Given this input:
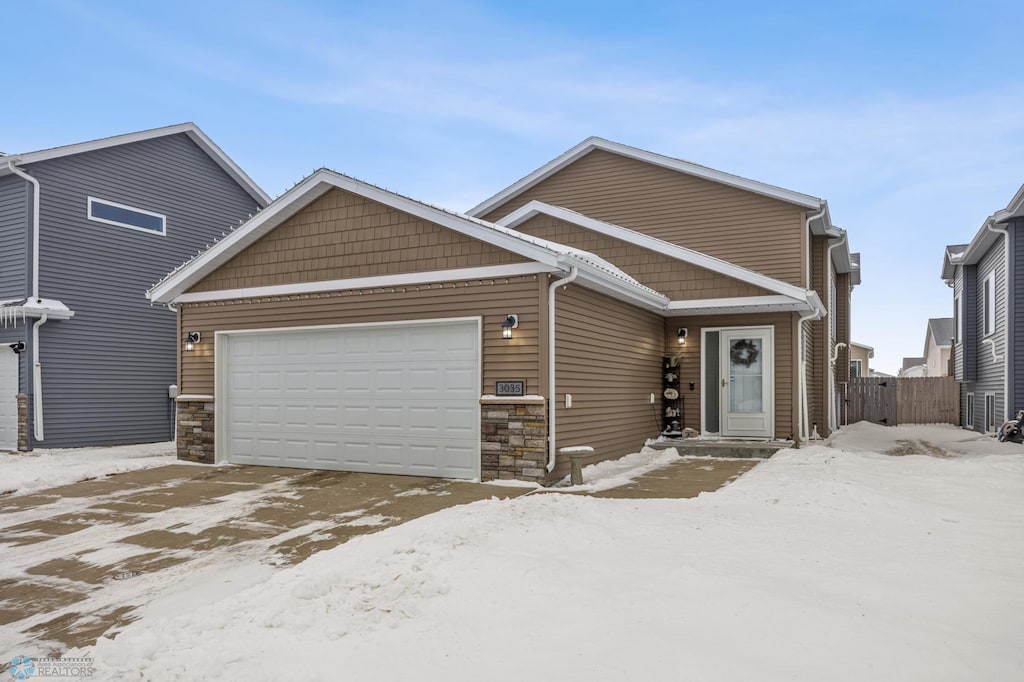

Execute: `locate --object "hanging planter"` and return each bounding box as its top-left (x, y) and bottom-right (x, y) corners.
top-left (730, 339), bottom-right (760, 368)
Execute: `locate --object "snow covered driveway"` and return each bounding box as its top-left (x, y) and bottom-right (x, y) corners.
top-left (73, 425), bottom-right (1024, 681)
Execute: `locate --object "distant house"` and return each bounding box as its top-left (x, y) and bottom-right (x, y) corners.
top-left (849, 342), bottom-right (873, 377)
top-left (923, 318), bottom-right (954, 377)
top-left (0, 124), bottom-right (268, 451)
top-left (942, 182), bottom-right (1024, 432)
top-left (900, 357), bottom-right (927, 378)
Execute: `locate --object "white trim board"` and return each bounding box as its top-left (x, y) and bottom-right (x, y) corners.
top-left (1, 123), bottom-right (269, 206)
top-left (666, 295), bottom-right (818, 315)
top-left (174, 263), bottom-right (556, 303)
top-left (467, 136), bottom-right (823, 218)
top-left (499, 201), bottom-right (811, 301)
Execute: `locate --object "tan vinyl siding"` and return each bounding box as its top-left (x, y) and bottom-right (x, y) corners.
top-left (179, 275), bottom-right (542, 396)
top-left (809, 235), bottom-right (828, 435)
top-left (482, 149), bottom-right (806, 286)
top-left (516, 214), bottom-right (772, 300)
top-left (836, 272), bottom-right (851, 383)
top-left (665, 313), bottom-right (796, 441)
top-left (550, 284), bottom-right (664, 479)
top-left (192, 188), bottom-right (528, 293)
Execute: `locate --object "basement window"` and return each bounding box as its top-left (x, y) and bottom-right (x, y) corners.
top-left (88, 197), bottom-right (166, 235)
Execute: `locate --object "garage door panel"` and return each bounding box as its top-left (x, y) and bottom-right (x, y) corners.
top-left (223, 321), bottom-right (480, 479)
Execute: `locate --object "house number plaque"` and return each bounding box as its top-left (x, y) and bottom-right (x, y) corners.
top-left (495, 380), bottom-right (526, 397)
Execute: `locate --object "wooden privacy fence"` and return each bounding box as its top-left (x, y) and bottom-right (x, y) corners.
top-left (843, 376), bottom-right (960, 426)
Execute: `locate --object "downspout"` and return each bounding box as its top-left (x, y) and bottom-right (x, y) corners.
top-left (547, 265), bottom-right (579, 473)
top-left (7, 160), bottom-right (45, 441)
top-left (32, 315), bottom-right (47, 440)
top-left (797, 205), bottom-right (827, 445)
top-left (797, 309), bottom-right (819, 444)
top-left (985, 221), bottom-right (1010, 421)
top-left (830, 341), bottom-right (848, 429)
top-left (826, 231), bottom-right (848, 432)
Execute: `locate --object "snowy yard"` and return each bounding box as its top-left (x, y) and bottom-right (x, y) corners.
top-left (53, 423), bottom-right (1023, 681)
top-left (0, 442), bottom-right (176, 496)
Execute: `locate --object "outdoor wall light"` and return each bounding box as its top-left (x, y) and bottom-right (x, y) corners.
top-left (501, 314), bottom-right (519, 340)
top-left (184, 331), bottom-right (201, 352)
top-left (8, 341), bottom-right (25, 354)
top-left (677, 327), bottom-right (688, 346)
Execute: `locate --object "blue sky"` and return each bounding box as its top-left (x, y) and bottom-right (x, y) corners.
top-left (4, 0), bottom-right (1022, 373)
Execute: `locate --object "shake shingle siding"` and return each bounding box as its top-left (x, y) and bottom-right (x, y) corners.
top-left (24, 133), bottom-right (261, 447)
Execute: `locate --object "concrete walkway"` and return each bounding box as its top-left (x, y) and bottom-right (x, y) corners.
top-left (0, 456), bottom-right (758, 654)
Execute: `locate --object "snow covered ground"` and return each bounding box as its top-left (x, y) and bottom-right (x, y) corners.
top-left (69, 424), bottom-right (1023, 681)
top-left (0, 442), bottom-right (176, 496)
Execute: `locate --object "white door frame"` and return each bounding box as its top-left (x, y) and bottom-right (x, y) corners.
top-left (700, 325), bottom-right (775, 438)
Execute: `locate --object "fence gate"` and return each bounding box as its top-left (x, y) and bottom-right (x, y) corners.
top-left (843, 376), bottom-right (960, 426)
top-left (845, 377), bottom-right (897, 425)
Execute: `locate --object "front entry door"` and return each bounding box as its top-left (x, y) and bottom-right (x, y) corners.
top-left (719, 328), bottom-right (773, 438)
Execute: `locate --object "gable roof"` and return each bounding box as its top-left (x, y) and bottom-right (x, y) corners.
top-left (467, 137), bottom-right (825, 219)
top-left (850, 342), bottom-right (874, 358)
top-left (147, 168), bottom-right (668, 312)
top-left (0, 123), bottom-right (270, 206)
top-left (498, 201), bottom-right (818, 304)
top-left (925, 318), bottom-right (954, 353)
top-left (942, 182), bottom-right (1024, 281)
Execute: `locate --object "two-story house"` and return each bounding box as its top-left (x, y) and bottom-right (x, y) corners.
top-left (146, 137), bottom-right (858, 483)
top-left (0, 124), bottom-right (268, 451)
top-left (942, 183), bottom-right (1023, 432)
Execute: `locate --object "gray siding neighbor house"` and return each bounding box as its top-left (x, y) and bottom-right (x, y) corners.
top-left (0, 124), bottom-right (268, 450)
top-left (942, 183), bottom-right (1024, 433)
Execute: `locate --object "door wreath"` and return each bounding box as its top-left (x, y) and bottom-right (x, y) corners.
top-left (730, 339), bottom-right (760, 368)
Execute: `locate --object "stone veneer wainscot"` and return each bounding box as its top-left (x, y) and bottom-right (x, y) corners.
top-left (176, 395), bottom-right (215, 464)
top-left (480, 396), bottom-right (548, 483)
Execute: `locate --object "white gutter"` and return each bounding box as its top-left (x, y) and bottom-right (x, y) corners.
top-left (547, 266), bottom-right (579, 473)
top-left (985, 221), bottom-right (1010, 421)
top-left (7, 160), bottom-right (46, 441)
top-left (826, 231), bottom-right (848, 432)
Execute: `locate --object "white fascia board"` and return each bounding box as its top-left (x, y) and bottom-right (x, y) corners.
top-left (150, 169), bottom-right (567, 303)
top-left (563, 255), bottom-right (669, 312)
top-left (664, 295), bottom-right (814, 316)
top-left (172, 262), bottom-right (557, 304)
top-left (468, 136), bottom-right (822, 218)
top-left (0, 123), bottom-right (270, 206)
top-left (500, 201), bottom-right (810, 300)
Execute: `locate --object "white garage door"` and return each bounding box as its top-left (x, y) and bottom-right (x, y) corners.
top-left (0, 347), bottom-right (17, 451)
top-left (221, 319), bottom-right (480, 479)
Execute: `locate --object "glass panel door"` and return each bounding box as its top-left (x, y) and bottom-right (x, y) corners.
top-left (718, 328), bottom-right (773, 437)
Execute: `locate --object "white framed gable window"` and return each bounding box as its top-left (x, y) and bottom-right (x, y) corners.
top-left (88, 197), bottom-right (166, 236)
top-left (984, 393), bottom-right (996, 432)
top-left (982, 271), bottom-right (995, 337)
